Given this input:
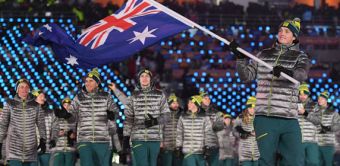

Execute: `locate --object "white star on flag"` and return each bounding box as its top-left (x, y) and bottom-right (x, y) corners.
top-left (128, 26), bottom-right (157, 45)
top-left (43, 24), bottom-right (52, 32)
top-left (38, 31), bottom-right (43, 36)
top-left (65, 55), bottom-right (79, 66)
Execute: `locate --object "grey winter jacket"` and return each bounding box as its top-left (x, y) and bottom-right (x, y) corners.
top-left (202, 105), bottom-right (224, 148)
top-left (234, 116), bottom-right (259, 162)
top-left (216, 125), bottom-right (234, 160)
top-left (123, 87), bottom-right (170, 141)
top-left (162, 108), bottom-right (183, 150)
top-left (315, 106), bottom-right (340, 146)
top-left (298, 98), bottom-right (320, 143)
top-left (51, 116), bottom-right (77, 152)
top-left (176, 111), bottom-right (214, 154)
top-left (0, 95), bottom-right (46, 162)
top-left (236, 43), bottom-right (310, 119)
top-left (69, 89), bottom-right (119, 143)
top-left (40, 109), bottom-right (56, 153)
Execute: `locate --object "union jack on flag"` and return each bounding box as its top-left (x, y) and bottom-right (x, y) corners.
top-left (24, 0), bottom-right (191, 69)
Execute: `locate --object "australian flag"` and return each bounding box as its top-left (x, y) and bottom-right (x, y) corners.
top-left (24, 0), bottom-right (191, 69)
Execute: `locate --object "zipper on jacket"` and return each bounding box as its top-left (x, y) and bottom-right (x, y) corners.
top-left (64, 122), bottom-right (68, 152)
top-left (22, 100), bottom-right (27, 162)
top-left (320, 109), bottom-right (324, 145)
top-left (267, 45), bottom-right (283, 116)
top-left (172, 113), bottom-right (176, 148)
top-left (91, 96), bottom-right (95, 142)
top-left (144, 93), bottom-right (148, 141)
top-left (250, 116), bottom-right (255, 161)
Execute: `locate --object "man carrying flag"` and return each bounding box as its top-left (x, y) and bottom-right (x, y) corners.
top-left (233, 18), bottom-right (310, 165)
top-left (23, 0), bottom-right (191, 69)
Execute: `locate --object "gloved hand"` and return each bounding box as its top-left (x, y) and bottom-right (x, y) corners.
top-left (145, 113), bottom-right (158, 128)
top-left (122, 136), bottom-right (130, 154)
top-left (272, 66), bottom-right (293, 78)
top-left (229, 40), bottom-right (246, 59)
top-left (37, 138), bottom-right (46, 154)
top-left (320, 125), bottom-right (331, 134)
top-left (67, 130), bottom-right (76, 147)
top-left (107, 110), bottom-right (115, 120)
top-left (203, 146), bottom-right (213, 159)
top-left (235, 126), bottom-right (251, 139)
top-left (54, 107), bottom-right (72, 119)
top-left (49, 140), bottom-right (56, 148)
top-left (174, 147), bottom-right (183, 158)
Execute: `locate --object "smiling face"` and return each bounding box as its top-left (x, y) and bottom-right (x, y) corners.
top-left (248, 107), bottom-right (255, 116)
top-left (202, 96), bottom-right (211, 106)
top-left (85, 77), bottom-right (98, 93)
top-left (17, 83), bottom-right (30, 100)
top-left (278, 27), bottom-right (296, 45)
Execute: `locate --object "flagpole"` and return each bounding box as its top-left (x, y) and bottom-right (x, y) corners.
top-left (145, 0), bottom-right (300, 85)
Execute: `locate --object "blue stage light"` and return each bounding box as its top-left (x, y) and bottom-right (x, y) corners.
top-left (200, 50), bottom-right (205, 54)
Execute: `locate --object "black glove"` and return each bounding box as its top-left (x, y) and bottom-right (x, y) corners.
top-left (37, 138), bottom-right (46, 154)
top-left (144, 113), bottom-right (158, 128)
top-left (122, 136), bottom-right (130, 154)
top-left (67, 130), bottom-right (76, 147)
top-left (320, 125), bottom-right (332, 134)
top-left (229, 40), bottom-right (246, 59)
top-left (107, 110), bottom-right (115, 120)
top-left (303, 110), bottom-right (309, 117)
top-left (203, 146), bottom-right (213, 159)
top-left (49, 140), bottom-right (56, 148)
top-left (54, 107), bottom-right (72, 119)
top-left (272, 66), bottom-right (293, 78)
top-left (235, 126), bottom-right (251, 139)
top-left (212, 122), bottom-right (224, 132)
top-left (174, 147), bottom-right (183, 158)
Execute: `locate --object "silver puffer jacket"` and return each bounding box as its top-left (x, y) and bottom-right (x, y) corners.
top-left (315, 106), bottom-right (340, 146)
top-left (298, 98), bottom-right (320, 143)
top-left (234, 116), bottom-right (259, 162)
top-left (176, 111), bottom-right (214, 154)
top-left (237, 42), bottom-right (310, 119)
top-left (0, 95), bottom-right (46, 162)
top-left (37, 109), bottom-right (56, 153)
top-left (202, 105), bottom-right (224, 148)
top-left (51, 116), bottom-right (77, 152)
top-left (216, 125), bottom-right (234, 160)
top-left (69, 89), bottom-right (119, 143)
top-left (162, 108), bottom-right (183, 150)
top-left (123, 87), bottom-right (170, 141)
